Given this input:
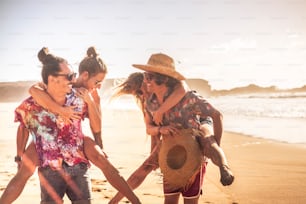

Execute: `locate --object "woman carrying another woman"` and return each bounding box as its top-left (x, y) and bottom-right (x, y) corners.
top-left (109, 72), bottom-right (189, 203)
top-left (110, 52), bottom-right (234, 203)
top-left (0, 47), bottom-right (141, 204)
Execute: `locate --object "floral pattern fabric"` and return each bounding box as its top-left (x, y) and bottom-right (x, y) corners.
top-left (146, 91), bottom-right (215, 129)
top-left (15, 89), bottom-right (89, 168)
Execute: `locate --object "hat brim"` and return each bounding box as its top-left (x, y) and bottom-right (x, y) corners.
top-left (159, 129), bottom-right (203, 190)
top-left (132, 64), bottom-right (185, 80)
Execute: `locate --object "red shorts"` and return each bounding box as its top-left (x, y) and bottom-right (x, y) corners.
top-left (163, 162), bottom-right (207, 198)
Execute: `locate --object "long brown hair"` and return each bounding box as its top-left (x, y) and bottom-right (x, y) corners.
top-left (112, 72), bottom-right (146, 113)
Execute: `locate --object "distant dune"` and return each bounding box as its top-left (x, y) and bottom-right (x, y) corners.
top-left (0, 79), bottom-right (305, 102)
top-left (0, 79), bottom-right (212, 102)
top-left (211, 84), bottom-right (306, 96)
top-left (0, 81), bottom-right (37, 102)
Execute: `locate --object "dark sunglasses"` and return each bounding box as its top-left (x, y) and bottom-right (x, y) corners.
top-left (54, 72), bottom-right (77, 81)
top-left (135, 89), bottom-right (143, 96)
top-left (144, 72), bottom-right (155, 82)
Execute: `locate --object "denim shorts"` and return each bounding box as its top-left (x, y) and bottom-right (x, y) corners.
top-left (38, 162), bottom-right (92, 204)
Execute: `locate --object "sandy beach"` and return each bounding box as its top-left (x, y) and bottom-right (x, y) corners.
top-left (1, 104), bottom-right (306, 204)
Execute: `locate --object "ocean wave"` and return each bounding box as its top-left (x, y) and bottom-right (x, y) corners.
top-left (211, 95), bottom-right (306, 119)
top-left (244, 92), bottom-right (306, 99)
top-left (103, 94), bottom-right (306, 119)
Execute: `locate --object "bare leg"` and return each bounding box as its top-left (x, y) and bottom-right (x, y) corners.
top-left (197, 124), bottom-right (234, 186)
top-left (83, 137), bottom-right (141, 204)
top-left (109, 139), bottom-right (160, 203)
top-left (109, 158), bottom-right (155, 203)
top-left (164, 194), bottom-right (180, 204)
top-left (203, 137), bottom-right (234, 185)
top-left (0, 143), bottom-right (38, 204)
top-left (183, 197), bottom-right (199, 204)
top-left (202, 136), bottom-right (228, 166)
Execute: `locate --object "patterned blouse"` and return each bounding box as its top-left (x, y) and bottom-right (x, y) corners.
top-left (146, 90), bottom-right (215, 129)
top-left (15, 89), bottom-right (89, 168)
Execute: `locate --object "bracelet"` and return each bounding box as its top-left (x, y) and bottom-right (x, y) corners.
top-left (14, 155), bottom-right (22, 162)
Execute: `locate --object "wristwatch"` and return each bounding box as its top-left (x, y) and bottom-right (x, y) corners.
top-left (14, 155), bottom-right (22, 162)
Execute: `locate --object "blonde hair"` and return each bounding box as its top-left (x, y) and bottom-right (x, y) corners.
top-left (112, 72), bottom-right (145, 112)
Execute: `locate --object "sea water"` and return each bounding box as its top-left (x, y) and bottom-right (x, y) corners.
top-left (103, 92), bottom-right (306, 144)
top-left (211, 92), bottom-right (306, 144)
top-left (2, 92), bottom-right (305, 144)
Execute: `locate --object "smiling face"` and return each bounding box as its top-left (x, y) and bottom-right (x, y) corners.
top-left (143, 72), bottom-right (159, 93)
top-left (77, 71), bottom-right (106, 91)
top-left (50, 62), bottom-right (76, 94)
top-left (85, 72), bottom-right (106, 91)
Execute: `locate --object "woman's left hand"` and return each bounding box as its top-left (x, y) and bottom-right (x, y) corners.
top-left (152, 110), bottom-right (163, 125)
top-left (159, 126), bottom-right (179, 136)
top-left (76, 88), bottom-right (93, 104)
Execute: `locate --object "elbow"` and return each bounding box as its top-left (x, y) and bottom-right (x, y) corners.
top-left (146, 128), bottom-right (151, 135)
top-left (212, 110), bottom-right (223, 122)
top-left (28, 85), bottom-right (35, 96)
top-left (29, 83), bottom-right (44, 97)
top-left (218, 111), bottom-right (223, 121)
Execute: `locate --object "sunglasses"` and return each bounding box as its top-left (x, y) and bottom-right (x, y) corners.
top-left (54, 72), bottom-right (77, 81)
top-left (135, 89), bottom-right (143, 96)
top-left (144, 72), bottom-right (155, 82)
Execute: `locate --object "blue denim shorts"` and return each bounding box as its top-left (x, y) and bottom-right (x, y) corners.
top-left (38, 162), bottom-right (92, 204)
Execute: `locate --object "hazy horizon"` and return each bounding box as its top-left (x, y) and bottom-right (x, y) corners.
top-left (1, 78), bottom-right (305, 92)
top-left (1, 0), bottom-right (306, 90)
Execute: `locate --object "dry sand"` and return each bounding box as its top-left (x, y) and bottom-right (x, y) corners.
top-left (1, 105), bottom-right (306, 204)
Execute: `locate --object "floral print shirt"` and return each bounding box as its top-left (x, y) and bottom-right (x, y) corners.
top-left (15, 89), bottom-right (89, 168)
top-left (146, 90), bottom-right (215, 129)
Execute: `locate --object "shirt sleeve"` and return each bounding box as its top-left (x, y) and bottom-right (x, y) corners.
top-left (14, 100), bottom-right (30, 128)
top-left (186, 91), bottom-right (215, 117)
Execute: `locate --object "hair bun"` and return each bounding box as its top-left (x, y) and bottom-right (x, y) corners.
top-left (37, 47), bottom-right (57, 65)
top-left (37, 47), bottom-right (50, 63)
top-left (87, 46), bottom-right (98, 58)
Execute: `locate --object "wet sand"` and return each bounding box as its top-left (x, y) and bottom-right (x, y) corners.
top-left (1, 106), bottom-right (306, 203)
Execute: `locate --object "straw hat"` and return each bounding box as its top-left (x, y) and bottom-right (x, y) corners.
top-left (132, 53), bottom-right (185, 80)
top-left (159, 128), bottom-right (203, 189)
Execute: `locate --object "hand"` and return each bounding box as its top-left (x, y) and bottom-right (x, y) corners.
top-left (152, 110), bottom-right (163, 125)
top-left (16, 160), bottom-right (22, 170)
top-left (159, 126), bottom-right (179, 136)
top-left (76, 87), bottom-right (93, 104)
top-left (58, 106), bottom-right (81, 124)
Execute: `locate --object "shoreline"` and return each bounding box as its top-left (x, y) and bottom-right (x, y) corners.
top-left (2, 98), bottom-right (306, 145)
top-left (1, 108), bottom-right (306, 203)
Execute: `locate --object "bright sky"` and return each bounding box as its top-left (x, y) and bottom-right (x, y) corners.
top-left (0, 0), bottom-right (305, 90)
